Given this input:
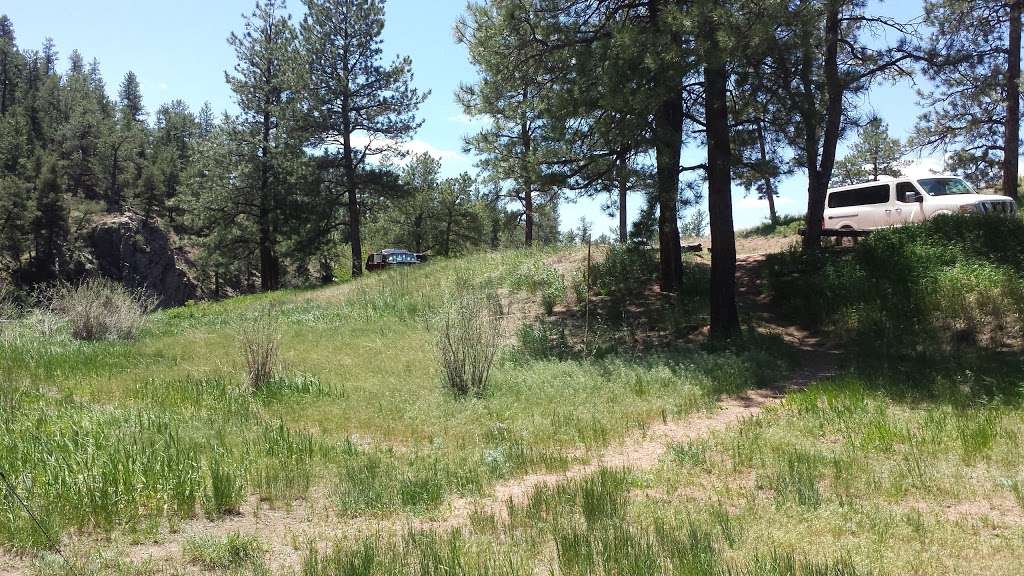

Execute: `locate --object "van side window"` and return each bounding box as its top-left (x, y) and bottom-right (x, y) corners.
top-left (896, 182), bottom-right (918, 203)
top-left (827, 184), bottom-right (891, 208)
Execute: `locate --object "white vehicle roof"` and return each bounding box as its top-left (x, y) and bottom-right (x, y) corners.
top-left (827, 175), bottom-right (964, 193)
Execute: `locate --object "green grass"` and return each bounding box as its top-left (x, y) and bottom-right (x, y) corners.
top-left (5, 239), bottom-right (1022, 575)
top-left (301, 467), bottom-right (866, 576)
top-left (0, 248), bottom-right (787, 558)
top-left (654, 359), bottom-right (1024, 575)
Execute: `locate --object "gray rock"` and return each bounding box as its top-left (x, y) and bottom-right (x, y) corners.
top-left (87, 212), bottom-right (198, 308)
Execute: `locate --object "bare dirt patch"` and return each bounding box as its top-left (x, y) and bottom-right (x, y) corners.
top-left (0, 551), bottom-right (28, 576)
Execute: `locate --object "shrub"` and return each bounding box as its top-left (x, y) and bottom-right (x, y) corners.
top-left (434, 290), bottom-right (502, 398)
top-left (590, 242), bottom-right (657, 301)
top-left (517, 319), bottom-right (572, 360)
top-left (47, 278), bottom-right (155, 341)
top-left (508, 260), bottom-right (565, 315)
top-left (738, 214), bottom-right (805, 238)
top-left (239, 312), bottom-right (281, 391)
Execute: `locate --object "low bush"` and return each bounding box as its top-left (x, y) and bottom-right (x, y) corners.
top-left (47, 278), bottom-right (155, 341)
top-left (738, 214), bottom-right (805, 238)
top-left (508, 259), bottom-right (565, 314)
top-left (590, 242), bottom-right (658, 302)
top-left (434, 290), bottom-right (502, 398)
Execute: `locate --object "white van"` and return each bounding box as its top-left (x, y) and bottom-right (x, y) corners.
top-left (823, 176), bottom-right (1018, 231)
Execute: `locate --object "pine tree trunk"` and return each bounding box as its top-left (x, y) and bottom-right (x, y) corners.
top-left (258, 109), bottom-right (279, 292)
top-left (521, 102), bottom-right (534, 248)
top-left (766, 183), bottom-right (778, 227)
top-left (654, 90), bottom-right (683, 293)
top-left (0, 50), bottom-right (8, 116)
top-left (1005, 0), bottom-right (1021, 200)
top-left (618, 153), bottom-right (628, 243)
top-left (803, 2), bottom-right (843, 252)
top-left (444, 212), bottom-right (453, 256)
top-left (107, 144), bottom-right (122, 213)
top-left (342, 94), bottom-right (363, 278)
top-left (704, 30), bottom-right (740, 341)
top-left (756, 122), bottom-right (778, 225)
top-left (650, 0), bottom-right (682, 292)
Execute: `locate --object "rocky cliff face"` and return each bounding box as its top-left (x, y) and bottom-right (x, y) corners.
top-left (87, 212), bottom-right (198, 308)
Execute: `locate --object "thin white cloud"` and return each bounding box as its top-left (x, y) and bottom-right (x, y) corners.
top-left (348, 133), bottom-right (466, 164)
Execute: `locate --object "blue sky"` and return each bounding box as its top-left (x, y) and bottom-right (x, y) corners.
top-left (3, 0), bottom-right (934, 235)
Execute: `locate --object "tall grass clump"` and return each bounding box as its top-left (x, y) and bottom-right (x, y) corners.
top-left (205, 455), bottom-right (245, 518)
top-left (0, 402), bottom-right (206, 548)
top-left (47, 278), bottom-right (155, 341)
top-left (0, 281), bottom-right (14, 319)
top-left (184, 532), bottom-right (267, 572)
top-left (434, 290), bottom-right (502, 398)
top-left (239, 311), bottom-right (281, 391)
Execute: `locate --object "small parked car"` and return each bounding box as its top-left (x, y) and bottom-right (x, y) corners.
top-left (365, 248), bottom-right (427, 272)
top-left (823, 176), bottom-right (1018, 231)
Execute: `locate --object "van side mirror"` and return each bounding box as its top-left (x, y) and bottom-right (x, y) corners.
top-left (905, 191), bottom-right (922, 203)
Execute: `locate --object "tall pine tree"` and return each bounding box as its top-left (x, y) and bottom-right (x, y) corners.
top-left (301, 0), bottom-right (427, 277)
top-left (226, 0), bottom-right (303, 291)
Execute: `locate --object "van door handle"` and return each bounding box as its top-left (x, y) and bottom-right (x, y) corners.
top-left (894, 208), bottom-right (902, 213)
top-left (885, 209), bottom-right (892, 214)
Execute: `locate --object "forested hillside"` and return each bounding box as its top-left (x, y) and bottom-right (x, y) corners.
top-left (0, 5), bottom-right (562, 303)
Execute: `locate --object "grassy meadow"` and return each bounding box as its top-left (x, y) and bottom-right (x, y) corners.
top-left (1, 247), bottom-right (785, 573)
top-left (4, 220), bottom-right (1024, 575)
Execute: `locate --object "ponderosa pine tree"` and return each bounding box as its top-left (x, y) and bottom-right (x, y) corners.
top-left (61, 53), bottom-right (105, 201)
top-left (0, 174), bottom-right (31, 267)
top-left (226, 0), bottom-right (303, 291)
top-left (118, 71), bottom-right (145, 125)
top-left (732, 58), bottom-right (792, 227)
top-left (456, 0), bottom-right (561, 249)
top-left (833, 117), bottom-right (904, 186)
top-left (0, 15), bottom-right (19, 116)
top-left (914, 0), bottom-right (1021, 198)
top-left (697, 0), bottom-right (741, 340)
top-left (301, 0), bottom-right (427, 277)
top-left (435, 172), bottom-right (482, 256)
top-left (31, 154), bottom-right (68, 280)
top-left (396, 152), bottom-right (441, 254)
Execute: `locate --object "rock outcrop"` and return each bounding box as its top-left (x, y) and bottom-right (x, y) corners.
top-left (87, 212), bottom-right (198, 308)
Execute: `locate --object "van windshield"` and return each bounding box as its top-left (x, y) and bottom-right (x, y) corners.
top-left (916, 178), bottom-right (976, 196)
